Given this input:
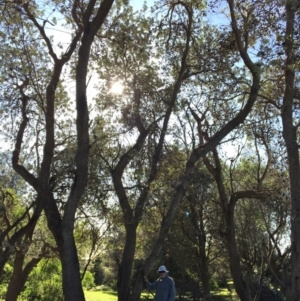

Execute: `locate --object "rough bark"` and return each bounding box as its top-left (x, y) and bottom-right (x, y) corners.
top-left (191, 207), bottom-right (212, 301)
top-left (226, 196), bottom-right (251, 301)
top-left (117, 223), bottom-right (138, 301)
top-left (281, 1), bottom-right (300, 300)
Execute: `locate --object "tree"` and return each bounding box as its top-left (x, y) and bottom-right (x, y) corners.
top-left (3, 1), bottom-right (298, 301)
top-left (91, 0), bottom-right (262, 300)
top-left (0, 0), bottom-right (115, 300)
top-left (0, 189), bottom-right (40, 276)
top-left (93, 2), bottom-right (196, 300)
top-left (0, 153), bottom-right (46, 300)
top-left (131, 0), bottom-right (261, 299)
top-left (279, 1), bottom-right (300, 299)
top-left (19, 258), bottom-right (64, 301)
top-left (243, 0), bottom-right (300, 298)
top-left (5, 216), bottom-right (54, 301)
top-left (171, 166), bottom-right (218, 301)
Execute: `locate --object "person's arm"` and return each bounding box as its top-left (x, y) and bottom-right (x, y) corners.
top-left (144, 276), bottom-right (157, 291)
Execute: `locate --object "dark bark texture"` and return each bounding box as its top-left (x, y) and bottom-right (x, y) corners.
top-left (281, 1), bottom-right (300, 300)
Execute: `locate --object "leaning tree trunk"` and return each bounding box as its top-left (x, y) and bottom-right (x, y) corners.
top-left (5, 250), bottom-right (41, 301)
top-left (131, 71), bottom-right (260, 301)
top-left (225, 200), bottom-right (252, 301)
top-left (5, 203), bottom-right (42, 301)
top-left (0, 200), bottom-right (41, 277)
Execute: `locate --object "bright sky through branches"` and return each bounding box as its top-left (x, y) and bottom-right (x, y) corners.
top-left (109, 82), bottom-right (124, 94)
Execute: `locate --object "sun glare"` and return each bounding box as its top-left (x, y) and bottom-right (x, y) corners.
top-left (110, 82), bottom-right (124, 94)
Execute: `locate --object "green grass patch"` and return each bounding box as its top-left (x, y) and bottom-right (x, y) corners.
top-left (212, 287), bottom-right (238, 301)
top-left (84, 290), bottom-right (117, 301)
top-left (213, 289), bottom-right (231, 296)
top-left (141, 292), bottom-right (154, 300)
top-left (84, 290), bottom-right (153, 301)
top-left (84, 289), bottom-right (238, 301)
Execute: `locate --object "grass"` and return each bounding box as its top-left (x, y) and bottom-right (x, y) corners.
top-left (84, 289), bottom-right (236, 301)
top-left (84, 290), bottom-right (117, 301)
top-left (84, 291), bottom-right (153, 301)
top-left (0, 287), bottom-right (234, 301)
top-left (212, 287), bottom-right (239, 301)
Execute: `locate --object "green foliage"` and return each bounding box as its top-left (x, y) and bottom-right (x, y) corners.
top-left (0, 0), bottom-right (297, 300)
top-left (82, 271), bottom-right (95, 290)
top-left (0, 264), bottom-right (12, 299)
top-left (19, 259), bottom-right (63, 301)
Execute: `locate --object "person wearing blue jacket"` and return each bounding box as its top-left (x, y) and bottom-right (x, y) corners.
top-left (144, 265), bottom-right (176, 301)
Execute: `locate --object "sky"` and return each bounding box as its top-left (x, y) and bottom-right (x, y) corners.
top-left (131, 0), bottom-right (155, 10)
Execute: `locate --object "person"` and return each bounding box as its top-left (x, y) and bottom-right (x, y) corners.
top-left (144, 265), bottom-right (176, 301)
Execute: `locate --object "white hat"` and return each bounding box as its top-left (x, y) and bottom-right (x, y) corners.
top-left (157, 265), bottom-right (169, 273)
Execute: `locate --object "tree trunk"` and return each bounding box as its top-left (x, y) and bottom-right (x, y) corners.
top-left (225, 201), bottom-right (252, 301)
top-left (131, 223), bottom-right (169, 301)
top-left (280, 1), bottom-right (299, 300)
top-left (193, 202), bottom-right (212, 301)
top-left (118, 223), bottom-right (138, 301)
top-left (5, 249), bottom-right (41, 301)
top-left (60, 231), bottom-right (85, 301)
top-left (0, 200), bottom-right (41, 277)
top-left (131, 272), bottom-right (146, 301)
top-left (5, 250), bottom-right (25, 301)
top-left (5, 202), bottom-right (42, 301)
top-left (130, 96), bottom-right (261, 300)
top-left (199, 248), bottom-right (213, 301)
top-left (11, 1), bottom-right (114, 301)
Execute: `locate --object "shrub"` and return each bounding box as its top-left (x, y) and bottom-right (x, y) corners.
top-left (82, 271), bottom-right (95, 290)
top-left (19, 258), bottom-right (64, 301)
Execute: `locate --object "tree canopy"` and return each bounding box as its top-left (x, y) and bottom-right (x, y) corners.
top-left (0, 0), bottom-right (299, 301)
